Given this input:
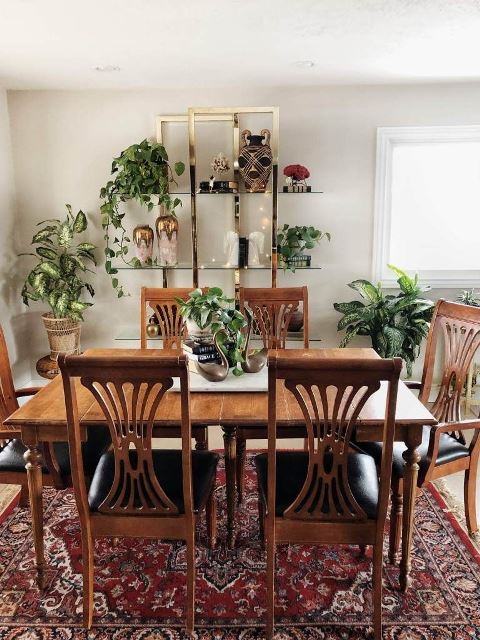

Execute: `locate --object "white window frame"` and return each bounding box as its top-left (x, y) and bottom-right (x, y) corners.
top-left (372, 125), bottom-right (480, 288)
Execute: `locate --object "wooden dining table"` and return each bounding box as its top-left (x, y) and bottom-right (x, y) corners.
top-left (4, 347), bottom-right (436, 594)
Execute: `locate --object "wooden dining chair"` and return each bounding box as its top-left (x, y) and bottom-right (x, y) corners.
top-left (141, 286), bottom-right (208, 451)
top-left (255, 353), bottom-right (401, 639)
top-left (59, 351), bottom-right (219, 633)
top-left (0, 323), bottom-right (110, 504)
top-left (357, 299), bottom-right (480, 565)
top-left (236, 286), bottom-right (309, 502)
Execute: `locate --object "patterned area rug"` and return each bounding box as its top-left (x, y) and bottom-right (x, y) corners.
top-left (1, 455), bottom-right (480, 639)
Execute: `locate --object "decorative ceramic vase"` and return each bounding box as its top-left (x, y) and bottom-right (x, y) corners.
top-left (133, 224), bottom-right (154, 264)
top-left (288, 310), bottom-right (304, 332)
top-left (155, 213), bottom-right (178, 266)
top-left (239, 129), bottom-right (273, 192)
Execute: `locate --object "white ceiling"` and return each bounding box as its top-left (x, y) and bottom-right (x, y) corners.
top-left (1, 0), bottom-right (480, 89)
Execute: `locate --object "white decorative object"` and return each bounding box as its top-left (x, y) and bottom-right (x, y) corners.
top-left (211, 152), bottom-right (230, 175)
top-left (248, 231), bottom-right (265, 266)
top-left (224, 231), bottom-right (239, 267)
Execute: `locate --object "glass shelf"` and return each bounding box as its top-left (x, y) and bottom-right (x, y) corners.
top-left (196, 190), bottom-right (323, 195)
top-left (115, 329), bottom-right (322, 342)
top-left (114, 263), bottom-right (323, 271)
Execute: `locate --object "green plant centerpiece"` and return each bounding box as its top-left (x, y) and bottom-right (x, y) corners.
top-left (99, 138), bottom-right (185, 297)
top-left (20, 204), bottom-right (96, 359)
top-left (175, 287), bottom-right (247, 376)
top-left (333, 264), bottom-right (434, 376)
top-left (277, 224), bottom-right (330, 271)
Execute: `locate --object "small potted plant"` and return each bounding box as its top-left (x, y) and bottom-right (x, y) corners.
top-left (20, 204), bottom-right (96, 360)
top-left (277, 224), bottom-right (330, 272)
top-left (176, 287), bottom-right (247, 375)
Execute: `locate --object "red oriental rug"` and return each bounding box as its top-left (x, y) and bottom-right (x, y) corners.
top-left (1, 454), bottom-right (480, 639)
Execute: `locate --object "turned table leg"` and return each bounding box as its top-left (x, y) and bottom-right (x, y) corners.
top-left (24, 444), bottom-right (46, 589)
top-left (222, 424), bottom-right (237, 549)
top-left (399, 426), bottom-right (422, 592)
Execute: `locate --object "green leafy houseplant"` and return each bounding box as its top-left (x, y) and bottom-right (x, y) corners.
top-left (20, 204), bottom-right (96, 320)
top-left (176, 287), bottom-right (248, 376)
top-left (333, 264), bottom-right (434, 376)
top-left (99, 139), bottom-right (185, 297)
top-left (277, 224), bottom-right (330, 271)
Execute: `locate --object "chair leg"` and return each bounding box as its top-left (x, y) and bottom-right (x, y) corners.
top-left (19, 484), bottom-right (30, 507)
top-left (266, 518), bottom-right (275, 639)
top-left (195, 428), bottom-right (208, 451)
top-left (236, 435), bottom-right (247, 504)
top-left (389, 477), bottom-right (403, 565)
top-left (464, 464), bottom-right (479, 535)
top-left (82, 531), bottom-right (94, 629)
top-left (372, 542), bottom-right (383, 640)
top-left (206, 489), bottom-right (217, 549)
top-left (258, 499), bottom-right (266, 544)
top-left (186, 531), bottom-right (196, 637)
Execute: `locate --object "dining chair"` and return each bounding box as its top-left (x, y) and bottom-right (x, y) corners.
top-left (0, 323), bottom-right (110, 504)
top-left (59, 351), bottom-right (219, 632)
top-left (357, 299), bottom-right (480, 564)
top-left (141, 286), bottom-right (208, 451)
top-left (255, 353), bottom-right (401, 639)
top-left (236, 286), bottom-right (309, 502)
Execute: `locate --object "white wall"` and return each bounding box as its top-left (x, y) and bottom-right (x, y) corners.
top-left (7, 83), bottom-right (480, 381)
top-left (0, 88), bottom-right (31, 384)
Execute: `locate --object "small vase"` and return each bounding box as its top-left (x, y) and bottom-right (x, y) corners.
top-left (239, 129), bottom-right (273, 192)
top-left (155, 213), bottom-right (178, 266)
top-left (133, 225), bottom-right (154, 264)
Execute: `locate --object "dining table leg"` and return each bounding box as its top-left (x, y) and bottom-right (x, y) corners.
top-left (221, 424), bottom-right (237, 549)
top-left (23, 443), bottom-right (46, 589)
top-left (399, 425), bottom-right (423, 592)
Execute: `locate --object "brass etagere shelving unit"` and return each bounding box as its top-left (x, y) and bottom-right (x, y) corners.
top-left (157, 108), bottom-right (279, 298)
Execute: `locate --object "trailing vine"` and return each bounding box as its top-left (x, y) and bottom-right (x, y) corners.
top-left (99, 138), bottom-right (185, 297)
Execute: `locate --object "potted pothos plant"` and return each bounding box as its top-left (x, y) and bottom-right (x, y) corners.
top-left (20, 204), bottom-right (96, 360)
top-left (277, 224), bottom-right (330, 271)
top-left (99, 138), bottom-right (185, 297)
top-left (175, 287), bottom-right (248, 376)
top-left (333, 264), bottom-right (434, 376)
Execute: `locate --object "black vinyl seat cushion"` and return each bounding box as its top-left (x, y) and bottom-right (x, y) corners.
top-left (354, 425), bottom-right (470, 479)
top-left (0, 426), bottom-right (111, 479)
top-left (88, 449), bottom-right (219, 514)
top-left (255, 450), bottom-right (379, 519)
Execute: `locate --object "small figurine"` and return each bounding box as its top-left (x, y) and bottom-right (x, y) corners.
top-left (208, 175), bottom-right (215, 192)
top-left (248, 231), bottom-right (265, 266)
top-left (283, 164), bottom-right (311, 192)
top-left (224, 231), bottom-right (239, 267)
top-left (211, 152), bottom-right (230, 175)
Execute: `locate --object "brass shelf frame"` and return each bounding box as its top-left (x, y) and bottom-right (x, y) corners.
top-left (188, 106), bottom-right (280, 296)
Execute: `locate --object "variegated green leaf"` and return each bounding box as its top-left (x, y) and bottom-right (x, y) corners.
top-left (383, 326), bottom-right (404, 357)
top-left (36, 246), bottom-right (57, 260)
top-left (58, 221), bottom-right (73, 247)
top-left (333, 300), bottom-right (365, 315)
top-left (73, 210), bottom-right (87, 233)
top-left (38, 261), bottom-right (61, 280)
top-left (348, 279), bottom-right (382, 302)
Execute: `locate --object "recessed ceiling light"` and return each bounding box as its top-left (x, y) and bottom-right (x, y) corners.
top-left (295, 60), bottom-right (315, 69)
top-left (94, 65), bottom-right (121, 72)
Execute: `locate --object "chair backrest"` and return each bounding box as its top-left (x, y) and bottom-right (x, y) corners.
top-left (419, 300), bottom-right (480, 429)
top-left (59, 352), bottom-right (192, 517)
top-left (239, 286), bottom-right (309, 348)
top-left (268, 352), bottom-right (401, 523)
top-left (141, 287), bottom-right (195, 349)
top-left (0, 324), bottom-right (18, 425)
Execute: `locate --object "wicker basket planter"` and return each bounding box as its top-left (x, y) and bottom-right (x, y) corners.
top-left (42, 313), bottom-right (81, 361)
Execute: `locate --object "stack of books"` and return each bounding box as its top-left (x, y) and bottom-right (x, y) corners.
top-left (182, 338), bottom-right (234, 365)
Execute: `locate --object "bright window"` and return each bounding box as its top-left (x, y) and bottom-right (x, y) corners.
top-left (373, 126), bottom-right (480, 287)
